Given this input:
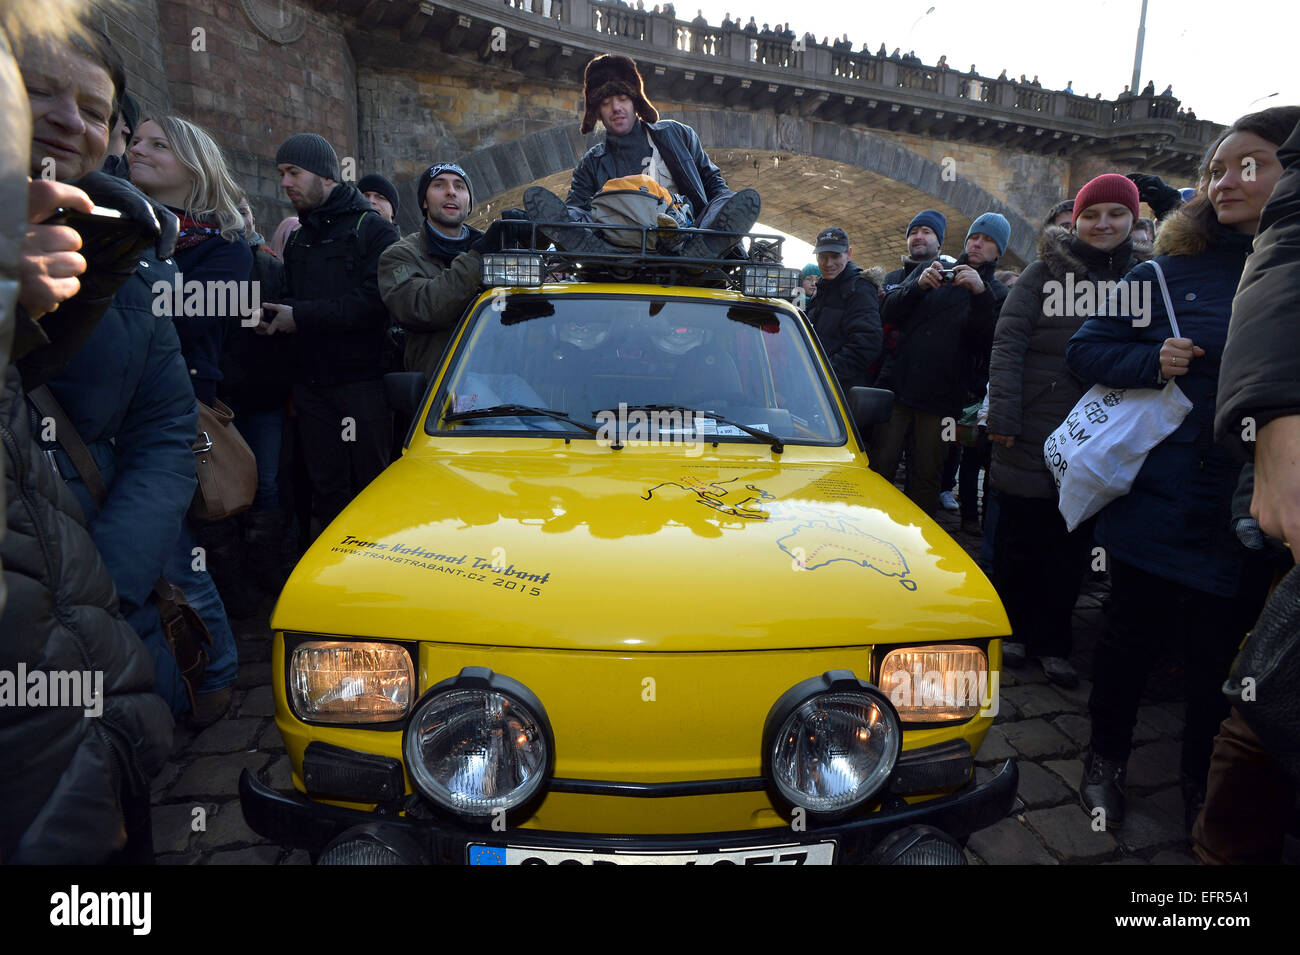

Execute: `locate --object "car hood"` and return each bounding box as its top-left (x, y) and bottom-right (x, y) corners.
top-left (273, 449), bottom-right (1008, 651)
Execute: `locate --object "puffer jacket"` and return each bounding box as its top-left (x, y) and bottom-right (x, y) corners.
top-left (279, 183), bottom-right (400, 386)
top-left (2, 349), bottom-right (173, 863)
top-left (1216, 117), bottom-right (1300, 455)
top-left (988, 228), bottom-right (1149, 498)
top-left (1067, 216), bottom-right (1255, 597)
top-left (878, 254), bottom-right (1009, 417)
top-left (378, 223), bottom-right (484, 377)
top-left (806, 262), bottom-right (883, 391)
top-left (565, 119), bottom-right (733, 227)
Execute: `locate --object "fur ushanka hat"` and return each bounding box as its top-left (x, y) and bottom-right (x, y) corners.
top-left (581, 54), bottom-right (660, 135)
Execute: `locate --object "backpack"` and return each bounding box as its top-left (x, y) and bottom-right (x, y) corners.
top-left (589, 175), bottom-right (689, 249)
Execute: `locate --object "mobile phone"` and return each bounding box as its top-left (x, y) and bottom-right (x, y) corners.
top-left (41, 205), bottom-right (131, 244)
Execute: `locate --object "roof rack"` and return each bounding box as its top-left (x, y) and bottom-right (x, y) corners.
top-left (481, 219), bottom-right (792, 292)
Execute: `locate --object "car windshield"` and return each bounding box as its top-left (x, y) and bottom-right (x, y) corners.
top-left (427, 295), bottom-right (845, 445)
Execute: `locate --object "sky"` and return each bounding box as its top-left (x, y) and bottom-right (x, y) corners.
top-left (691, 0), bottom-right (1298, 126)
top-left (698, 0), bottom-right (1299, 266)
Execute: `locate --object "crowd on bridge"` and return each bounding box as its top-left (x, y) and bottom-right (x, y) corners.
top-left (2, 2), bottom-right (1298, 871)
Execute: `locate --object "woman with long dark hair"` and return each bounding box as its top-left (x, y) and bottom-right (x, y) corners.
top-left (1066, 106), bottom-right (1300, 830)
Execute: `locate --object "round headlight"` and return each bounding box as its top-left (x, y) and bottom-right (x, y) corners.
top-left (763, 671), bottom-right (901, 817)
top-left (403, 668), bottom-right (553, 820)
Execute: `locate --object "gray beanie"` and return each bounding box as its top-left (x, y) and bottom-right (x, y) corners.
top-left (275, 133), bottom-right (340, 180)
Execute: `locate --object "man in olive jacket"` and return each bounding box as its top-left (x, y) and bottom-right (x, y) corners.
top-left (379, 163), bottom-right (486, 377)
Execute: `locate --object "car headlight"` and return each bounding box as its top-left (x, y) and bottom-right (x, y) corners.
top-left (878, 645), bottom-right (991, 723)
top-left (403, 668), bottom-right (553, 820)
top-left (762, 670), bottom-right (901, 818)
top-left (289, 640), bottom-right (414, 724)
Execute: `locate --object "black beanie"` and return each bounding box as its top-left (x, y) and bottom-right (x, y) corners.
top-left (416, 162), bottom-right (474, 216)
top-left (275, 133), bottom-right (340, 180)
top-left (357, 173), bottom-right (399, 215)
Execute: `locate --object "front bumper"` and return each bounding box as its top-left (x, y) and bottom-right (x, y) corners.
top-left (239, 759), bottom-right (1018, 864)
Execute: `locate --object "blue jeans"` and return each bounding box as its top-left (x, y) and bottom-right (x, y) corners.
top-left (163, 517), bottom-right (238, 692)
top-left (239, 408), bottom-right (284, 510)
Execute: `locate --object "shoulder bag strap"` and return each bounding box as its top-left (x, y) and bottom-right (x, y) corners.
top-left (27, 384), bottom-right (184, 605)
top-left (27, 384), bottom-right (109, 511)
top-left (1146, 259), bottom-right (1182, 339)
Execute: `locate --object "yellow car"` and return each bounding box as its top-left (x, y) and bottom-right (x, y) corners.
top-left (239, 243), bottom-right (1016, 865)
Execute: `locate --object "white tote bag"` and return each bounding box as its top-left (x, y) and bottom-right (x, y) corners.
top-left (1044, 260), bottom-right (1194, 531)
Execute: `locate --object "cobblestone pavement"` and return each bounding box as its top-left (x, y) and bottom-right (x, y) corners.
top-left (150, 503), bottom-right (1295, 865)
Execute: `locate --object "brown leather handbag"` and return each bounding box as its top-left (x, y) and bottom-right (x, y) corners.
top-left (191, 398), bottom-right (257, 522)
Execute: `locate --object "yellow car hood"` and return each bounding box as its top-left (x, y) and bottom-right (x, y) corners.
top-left (273, 446), bottom-right (1008, 651)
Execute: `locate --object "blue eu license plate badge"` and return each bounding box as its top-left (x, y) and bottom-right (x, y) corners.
top-left (469, 845), bottom-right (506, 865)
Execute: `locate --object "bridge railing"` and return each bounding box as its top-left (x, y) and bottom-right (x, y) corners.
top-left (473, 0), bottom-right (1219, 151)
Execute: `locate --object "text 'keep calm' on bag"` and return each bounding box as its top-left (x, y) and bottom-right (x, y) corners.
top-left (1043, 259), bottom-right (1194, 531)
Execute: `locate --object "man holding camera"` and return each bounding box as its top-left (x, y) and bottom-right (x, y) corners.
top-left (871, 212), bottom-right (1010, 517)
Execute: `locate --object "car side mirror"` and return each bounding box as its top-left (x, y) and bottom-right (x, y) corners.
top-left (848, 387), bottom-right (894, 430)
top-left (385, 372), bottom-right (428, 418)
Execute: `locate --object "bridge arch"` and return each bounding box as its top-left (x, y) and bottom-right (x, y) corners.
top-left (432, 108), bottom-right (1039, 266)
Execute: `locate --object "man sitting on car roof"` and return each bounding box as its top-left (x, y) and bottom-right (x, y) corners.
top-left (524, 53), bottom-right (761, 260)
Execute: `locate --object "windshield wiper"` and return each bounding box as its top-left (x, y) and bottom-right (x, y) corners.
top-left (615, 404), bottom-right (784, 453)
top-left (443, 404), bottom-right (599, 435)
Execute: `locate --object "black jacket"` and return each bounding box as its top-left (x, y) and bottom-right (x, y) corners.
top-left (988, 229), bottom-right (1147, 499)
top-left (171, 230), bottom-right (253, 405)
top-left (807, 262), bottom-right (882, 392)
top-left (1216, 118), bottom-right (1300, 455)
top-left (878, 255), bottom-right (1008, 417)
top-left (566, 120), bottom-right (733, 228)
top-left (3, 323), bottom-right (173, 863)
top-left (219, 241), bottom-right (291, 413)
top-left (280, 183), bottom-right (400, 386)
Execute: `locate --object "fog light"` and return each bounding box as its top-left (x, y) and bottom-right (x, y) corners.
top-left (318, 825), bottom-right (429, 865)
top-left (742, 264), bottom-right (799, 297)
top-left (866, 825), bottom-right (967, 866)
top-left (482, 253), bottom-right (543, 287)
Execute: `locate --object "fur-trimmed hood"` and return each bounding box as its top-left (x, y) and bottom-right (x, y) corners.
top-left (1036, 224), bottom-right (1151, 281)
top-left (581, 54), bottom-right (659, 135)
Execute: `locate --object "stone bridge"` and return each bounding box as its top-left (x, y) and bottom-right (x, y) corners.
top-left (92, 0), bottom-right (1225, 267)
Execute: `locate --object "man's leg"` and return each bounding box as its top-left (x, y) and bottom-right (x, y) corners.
top-left (523, 187), bottom-right (619, 256)
top-left (867, 402), bottom-right (912, 486)
top-left (681, 188), bottom-right (762, 258)
top-left (907, 409), bottom-right (948, 517)
top-left (337, 378), bottom-right (394, 499)
top-left (293, 383), bottom-right (355, 533)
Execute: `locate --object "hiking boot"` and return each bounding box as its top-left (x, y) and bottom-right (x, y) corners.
top-left (939, 490), bottom-right (959, 511)
top-left (523, 187), bottom-right (620, 256)
top-left (1079, 748), bottom-right (1126, 828)
top-left (679, 188), bottom-right (762, 259)
top-left (190, 685), bottom-right (233, 729)
top-left (1002, 641), bottom-right (1026, 669)
top-left (1040, 656), bottom-right (1079, 689)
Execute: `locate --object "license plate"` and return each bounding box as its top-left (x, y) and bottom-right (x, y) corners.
top-left (468, 842), bottom-right (836, 865)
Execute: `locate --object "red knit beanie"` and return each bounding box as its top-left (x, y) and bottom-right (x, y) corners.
top-left (1072, 174), bottom-right (1140, 225)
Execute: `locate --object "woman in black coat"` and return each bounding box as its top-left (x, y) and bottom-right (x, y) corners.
top-left (1065, 107), bottom-right (1300, 830)
top-left (988, 174), bottom-right (1148, 688)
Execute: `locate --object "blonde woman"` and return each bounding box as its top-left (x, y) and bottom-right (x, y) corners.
top-left (129, 114), bottom-right (252, 406)
top-left (129, 114), bottom-right (252, 722)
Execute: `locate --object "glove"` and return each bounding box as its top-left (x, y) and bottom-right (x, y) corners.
top-left (1126, 173), bottom-right (1183, 219)
top-left (470, 212), bottom-right (536, 254)
top-left (17, 174), bottom-right (180, 388)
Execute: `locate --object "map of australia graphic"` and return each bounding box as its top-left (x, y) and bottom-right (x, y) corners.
top-left (777, 515), bottom-right (917, 590)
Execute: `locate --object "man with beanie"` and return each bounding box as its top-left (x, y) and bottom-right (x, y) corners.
top-left (358, 172), bottom-right (399, 223)
top-left (525, 53), bottom-right (761, 259)
top-left (805, 227), bottom-right (882, 394)
top-left (259, 132), bottom-right (400, 533)
top-left (379, 162), bottom-right (526, 376)
top-left (878, 209), bottom-right (948, 382)
top-left (872, 211), bottom-right (1010, 518)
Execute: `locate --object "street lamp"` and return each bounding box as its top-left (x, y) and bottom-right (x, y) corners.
top-left (908, 6), bottom-right (936, 41)
top-left (1130, 0), bottom-right (1147, 96)
top-left (1248, 92), bottom-right (1280, 107)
